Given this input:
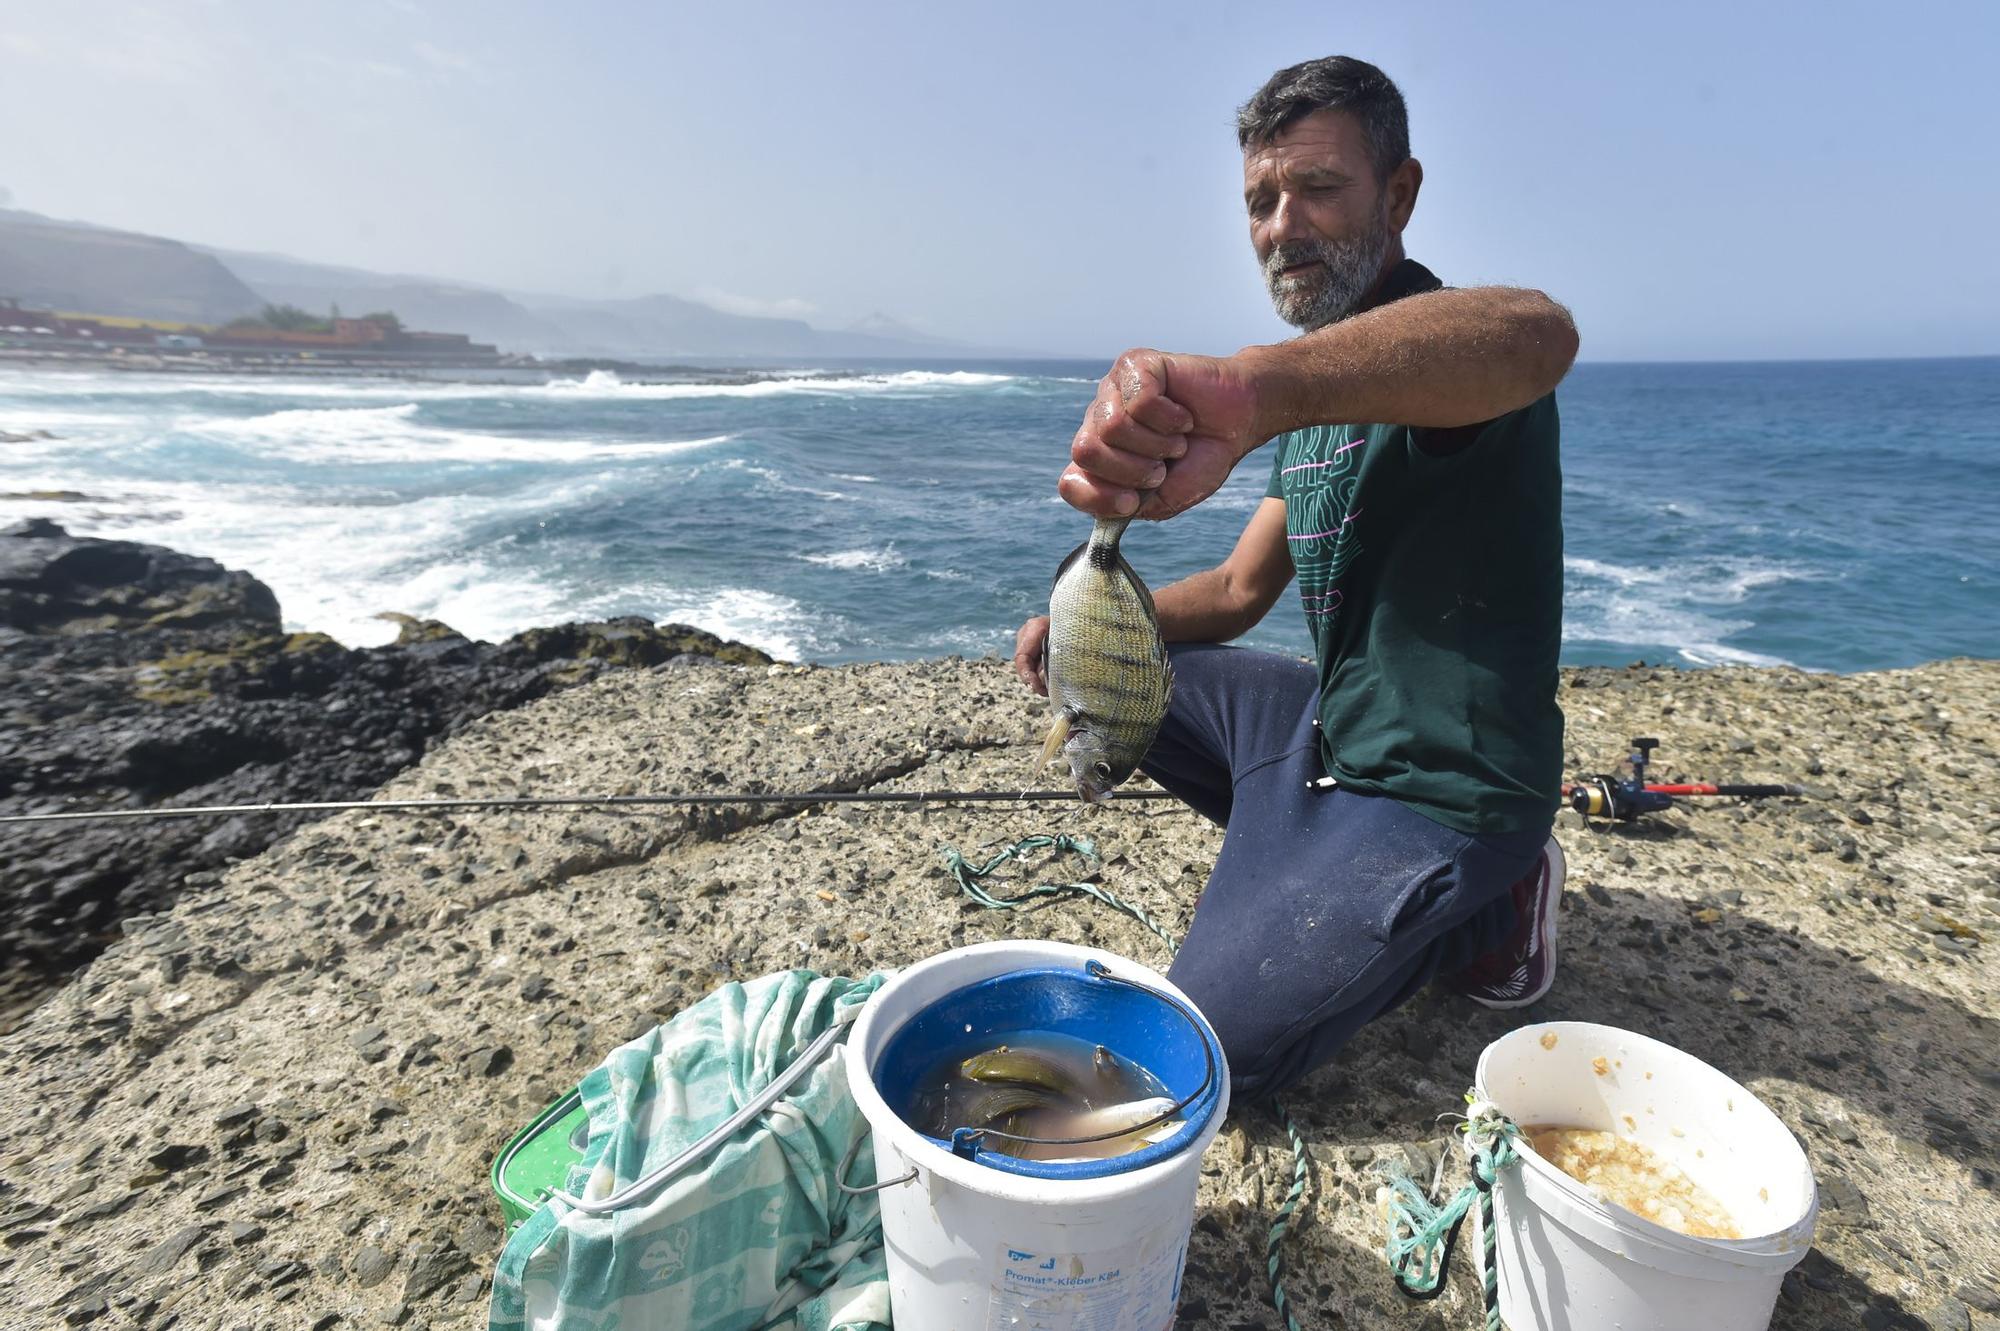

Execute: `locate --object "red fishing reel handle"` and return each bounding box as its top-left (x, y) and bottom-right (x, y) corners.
top-left (1559, 780), bottom-right (1805, 808)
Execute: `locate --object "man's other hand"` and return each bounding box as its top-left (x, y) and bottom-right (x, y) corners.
top-left (1059, 349), bottom-right (1263, 521)
top-left (1012, 615), bottom-right (1050, 695)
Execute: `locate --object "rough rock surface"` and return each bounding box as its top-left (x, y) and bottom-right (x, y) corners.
top-left (0, 516), bottom-right (280, 636)
top-left (0, 655), bottom-right (1995, 1330)
top-left (0, 522), bottom-right (772, 1026)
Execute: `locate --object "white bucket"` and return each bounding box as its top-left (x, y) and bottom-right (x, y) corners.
top-left (846, 941), bottom-right (1229, 1331)
top-left (1474, 1022), bottom-right (1818, 1331)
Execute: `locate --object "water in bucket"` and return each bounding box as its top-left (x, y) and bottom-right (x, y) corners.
top-left (901, 1030), bottom-right (1184, 1163)
top-left (850, 943), bottom-right (1232, 1330)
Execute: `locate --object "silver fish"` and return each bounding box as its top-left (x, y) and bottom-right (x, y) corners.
top-left (1042, 516), bottom-right (1172, 802)
top-left (1018, 1096), bottom-right (1186, 1163)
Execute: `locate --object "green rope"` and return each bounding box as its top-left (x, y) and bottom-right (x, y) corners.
top-left (1380, 1098), bottom-right (1521, 1329)
top-left (1265, 1100), bottom-right (1311, 1331)
top-left (939, 833), bottom-right (1183, 951)
top-left (940, 833), bottom-right (1308, 1331)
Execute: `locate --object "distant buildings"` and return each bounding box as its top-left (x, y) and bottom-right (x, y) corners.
top-left (0, 298), bottom-right (500, 363)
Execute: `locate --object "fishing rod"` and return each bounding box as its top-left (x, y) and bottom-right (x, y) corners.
top-left (1562, 737), bottom-right (1804, 822)
top-left (0, 738), bottom-right (1805, 829)
top-left (0, 787), bottom-right (1177, 828)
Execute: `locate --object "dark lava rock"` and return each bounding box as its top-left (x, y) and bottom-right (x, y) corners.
top-left (1926, 1297), bottom-right (1973, 1331)
top-left (0, 517), bottom-right (280, 636)
top-left (0, 523), bottom-right (773, 1021)
top-left (353, 1244), bottom-right (395, 1288)
top-left (507, 617), bottom-right (771, 671)
top-left (401, 1241), bottom-right (469, 1301)
top-left (131, 1222), bottom-right (208, 1277)
top-left (456, 1216), bottom-right (502, 1255)
top-left (468, 1045), bottom-right (514, 1078)
top-left (1820, 1174), bottom-right (1875, 1228)
top-left (193, 1183), bottom-right (246, 1212)
top-left (1959, 1280), bottom-right (2000, 1314)
top-left (147, 1142), bottom-right (210, 1172)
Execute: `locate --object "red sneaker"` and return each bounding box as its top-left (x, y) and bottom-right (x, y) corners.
top-left (1451, 837), bottom-right (1565, 1009)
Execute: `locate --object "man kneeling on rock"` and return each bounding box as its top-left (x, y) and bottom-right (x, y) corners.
top-left (1013, 56), bottom-right (1575, 1100)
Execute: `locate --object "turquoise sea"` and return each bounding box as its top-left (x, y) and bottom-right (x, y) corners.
top-left (0, 356), bottom-right (1993, 672)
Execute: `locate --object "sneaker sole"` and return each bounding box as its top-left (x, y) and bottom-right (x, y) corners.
top-left (1469, 836), bottom-right (1565, 1010)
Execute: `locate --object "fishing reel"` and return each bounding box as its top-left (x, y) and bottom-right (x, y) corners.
top-left (1568, 738), bottom-right (1673, 821)
top-left (1566, 737), bottom-right (1804, 822)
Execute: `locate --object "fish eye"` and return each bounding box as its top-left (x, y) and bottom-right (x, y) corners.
top-left (1092, 761), bottom-right (1113, 780)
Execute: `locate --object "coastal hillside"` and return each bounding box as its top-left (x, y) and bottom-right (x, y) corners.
top-left (0, 208), bottom-right (994, 360)
top-left (0, 653), bottom-right (1993, 1329)
top-left (0, 211), bottom-right (263, 325)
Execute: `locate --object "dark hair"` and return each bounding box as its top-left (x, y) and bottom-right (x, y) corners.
top-left (1236, 56), bottom-right (1410, 182)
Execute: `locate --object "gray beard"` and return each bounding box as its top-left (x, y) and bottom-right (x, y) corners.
top-left (1262, 210), bottom-right (1392, 331)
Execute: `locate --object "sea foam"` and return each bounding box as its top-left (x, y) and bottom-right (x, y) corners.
top-left (803, 546), bottom-right (906, 572)
top-left (188, 403), bottom-right (735, 464)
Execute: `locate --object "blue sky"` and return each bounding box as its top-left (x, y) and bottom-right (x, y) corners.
top-left (3, 1), bottom-right (1995, 360)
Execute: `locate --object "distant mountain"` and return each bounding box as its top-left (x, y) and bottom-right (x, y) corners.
top-left (845, 311), bottom-right (951, 345)
top-left (0, 208), bottom-right (1025, 360)
top-left (196, 236), bottom-right (1007, 360)
top-left (0, 209), bottom-right (263, 324)
top-left (511, 290), bottom-right (829, 358)
top-left (250, 278), bottom-right (563, 350)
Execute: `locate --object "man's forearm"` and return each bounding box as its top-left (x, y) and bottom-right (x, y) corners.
top-left (1154, 567), bottom-right (1259, 643)
top-left (1235, 286), bottom-right (1578, 439)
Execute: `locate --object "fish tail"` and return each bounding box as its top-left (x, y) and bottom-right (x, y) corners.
top-left (1086, 517), bottom-right (1130, 570)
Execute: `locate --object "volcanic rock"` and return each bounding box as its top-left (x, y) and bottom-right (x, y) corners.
top-left (0, 524), bottom-right (771, 1027)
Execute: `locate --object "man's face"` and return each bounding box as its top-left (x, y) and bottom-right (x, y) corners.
top-left (1243, 108), bottom-right (1412, 330)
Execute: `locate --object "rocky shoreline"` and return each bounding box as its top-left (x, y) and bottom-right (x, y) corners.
top-left (0, 519), bottom-right (772, 1028)
top-left (0, 529), bottom-right (1994, 1329)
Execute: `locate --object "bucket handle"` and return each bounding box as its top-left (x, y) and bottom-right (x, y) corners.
top-left (835, 1133), bottom-right (919, 1195)
top-left (548, 1009), bottom-right (858, 1215)
top-left (947, 959), bottom-right (1217, 1162)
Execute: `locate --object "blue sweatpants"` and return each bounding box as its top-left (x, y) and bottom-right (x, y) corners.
top-left (1141, 643), bottom-right (1549, 1101)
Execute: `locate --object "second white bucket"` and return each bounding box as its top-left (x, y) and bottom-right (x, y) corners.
top-left (846, 940), bottom-right (1229, 1331)
top-left (1475, 1022), bottom-right (1819, 1331)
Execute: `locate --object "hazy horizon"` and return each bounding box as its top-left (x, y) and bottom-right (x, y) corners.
top-left (4, 1), bottom-right (1996, 363)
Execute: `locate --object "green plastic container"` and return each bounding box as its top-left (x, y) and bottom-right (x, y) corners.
top-left (490, 1088), bottom-right (591, 1228)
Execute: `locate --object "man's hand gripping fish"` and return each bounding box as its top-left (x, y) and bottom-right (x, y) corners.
top-left (1041, 516), bottom-right (1172, 803)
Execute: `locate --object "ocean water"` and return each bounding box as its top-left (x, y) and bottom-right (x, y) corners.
top-left (0, 357), bottom-right (1993, 672)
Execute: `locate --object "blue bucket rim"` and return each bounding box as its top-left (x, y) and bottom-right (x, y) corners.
top-left (872, 959), bottom-right (1226, 1180)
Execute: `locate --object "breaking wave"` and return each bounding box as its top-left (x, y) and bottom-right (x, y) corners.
top-left (535, 368), bottom-right (1016, 398)
top-left (1563, 555), bottom-right (1820, 667)
top-left (802, 546), bottom-right (906, 572)
top-left (189, 403), bottom-right (735, 464)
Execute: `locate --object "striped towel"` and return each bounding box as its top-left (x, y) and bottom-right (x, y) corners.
top-left (490, 970), bottom-right (892, 1331)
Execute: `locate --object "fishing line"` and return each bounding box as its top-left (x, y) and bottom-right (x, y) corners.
top-left (0, 788), bottom-right (1178, 827)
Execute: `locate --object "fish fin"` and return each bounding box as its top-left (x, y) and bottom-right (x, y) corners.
top-left (1039, 709), bottom-right (1073, 767)
top-left (1051, 539), bottom-right (1089, 591)
top-left (1116, 553), bottom-right (1158, 621)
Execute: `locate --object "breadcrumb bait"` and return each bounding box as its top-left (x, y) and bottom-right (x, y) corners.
top-left (1524, 1126), bottom-right (1742, 1240)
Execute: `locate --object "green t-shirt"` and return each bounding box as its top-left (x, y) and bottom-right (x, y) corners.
top-left (1262, 259), bottom-right (1564, 835)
